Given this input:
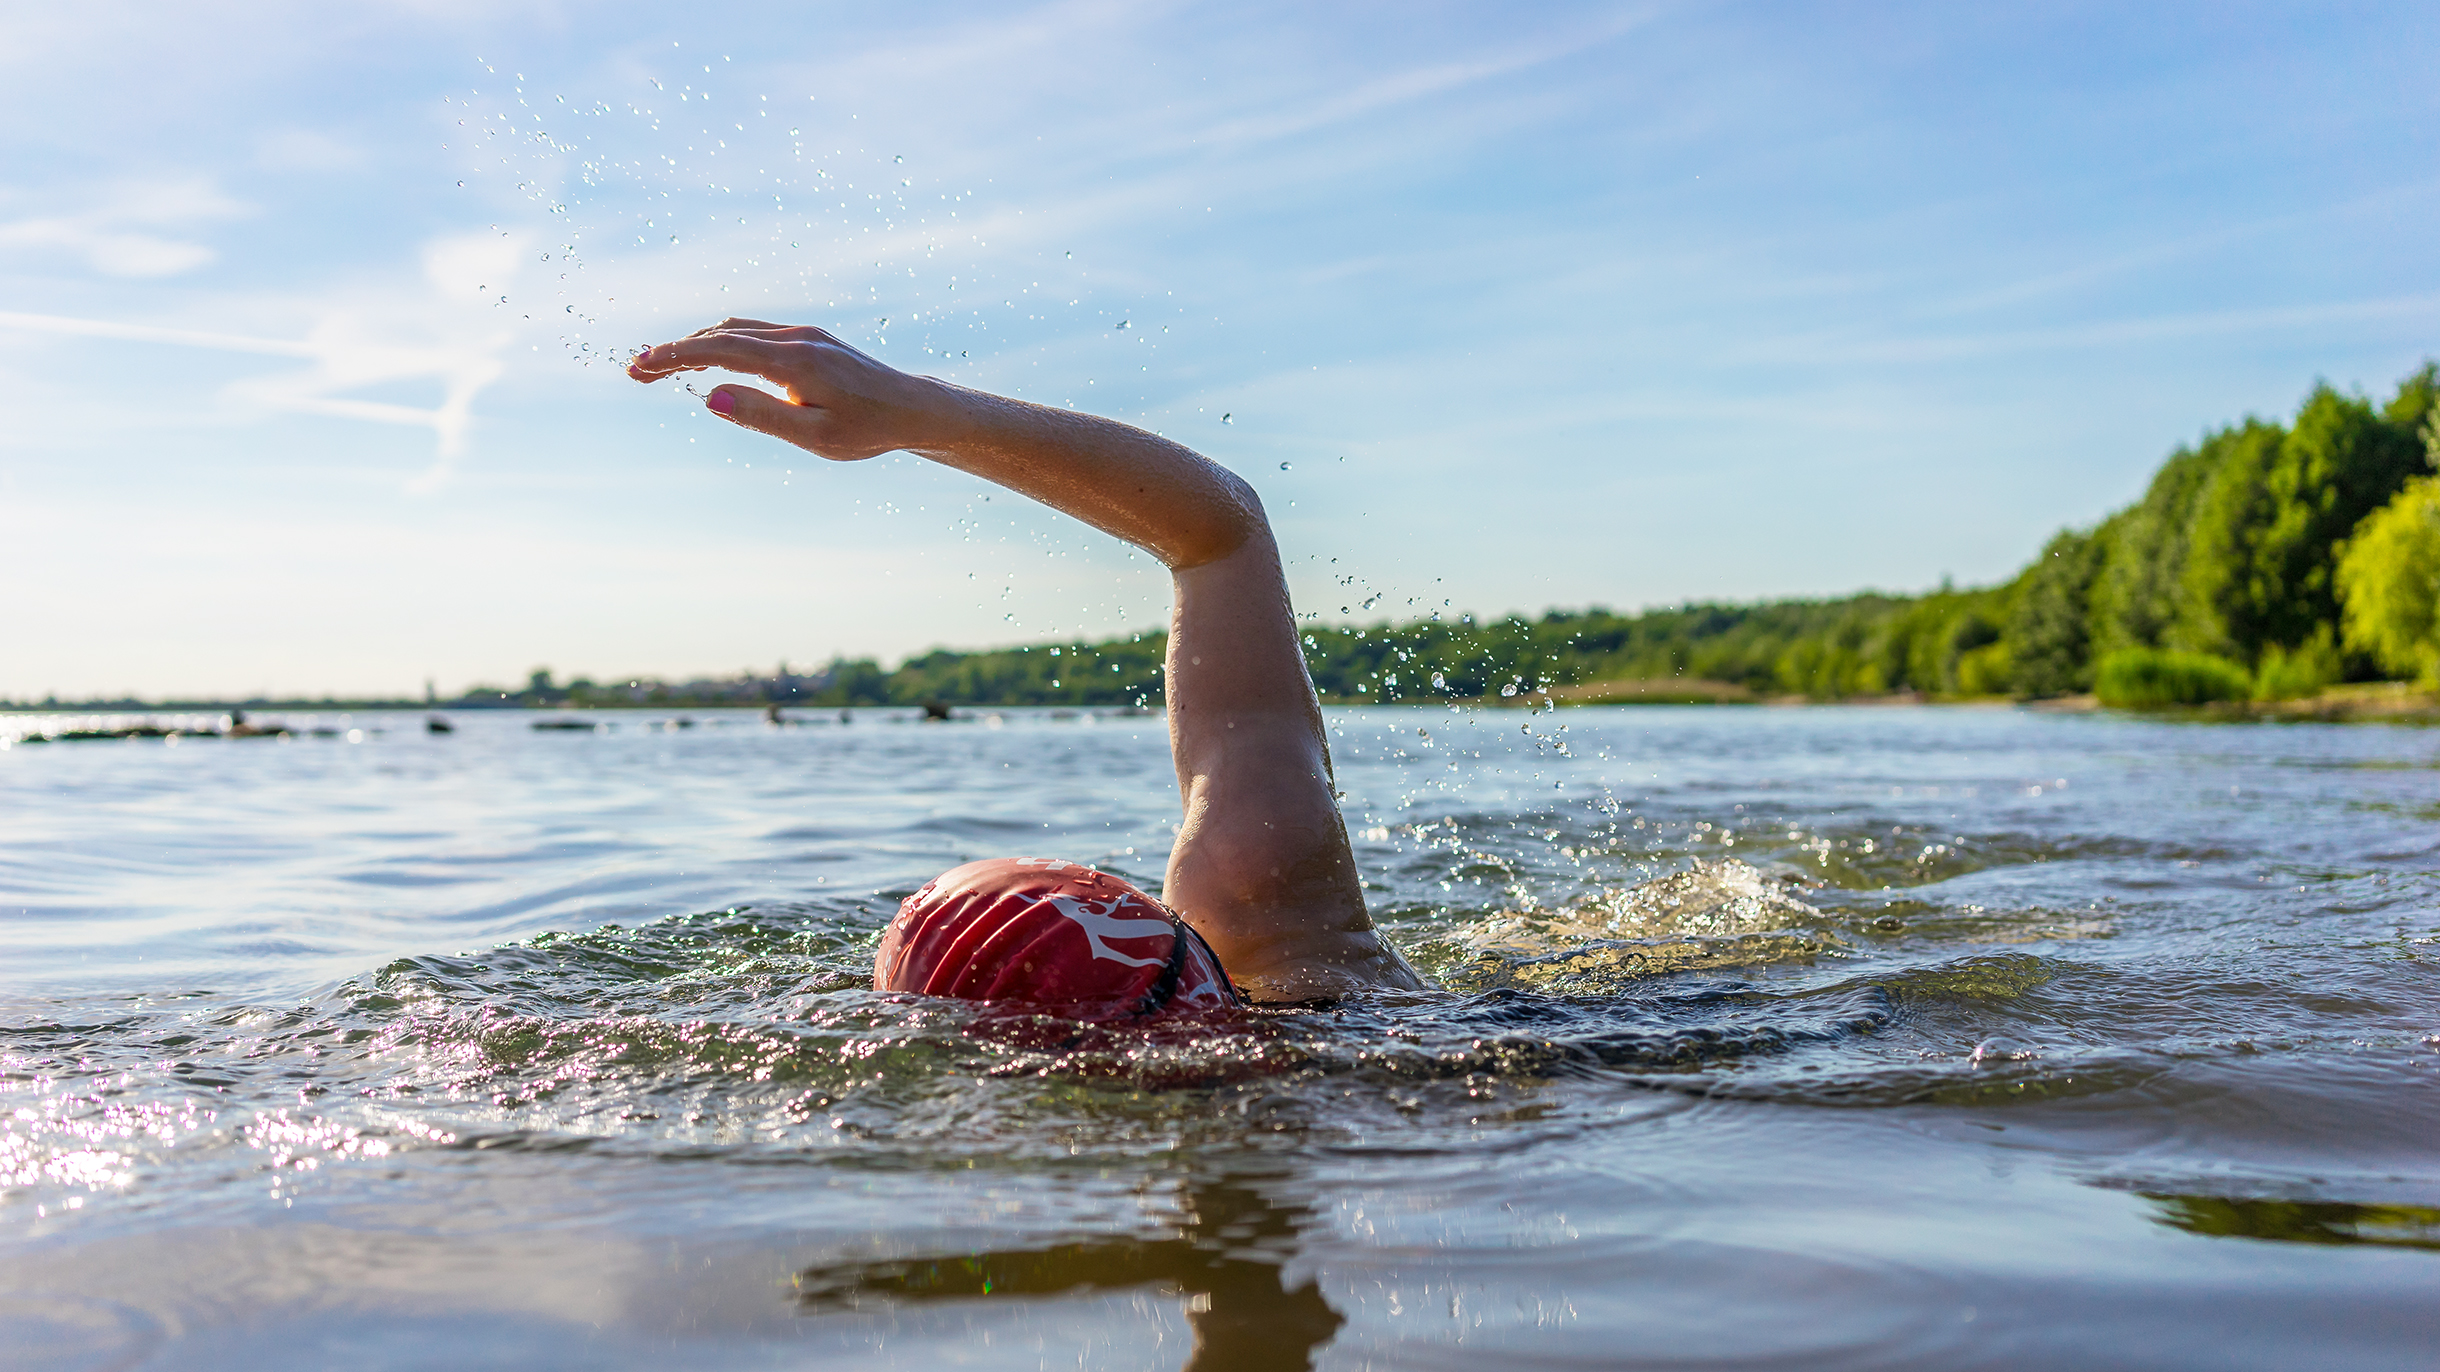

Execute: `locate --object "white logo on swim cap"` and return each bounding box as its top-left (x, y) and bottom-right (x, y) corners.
top-left (1031, 892), bottom-right (1171, 967)
top-left (1174, 977), bottom-right (1228, 1006)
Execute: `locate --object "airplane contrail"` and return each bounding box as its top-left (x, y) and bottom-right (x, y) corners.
top-left (0, 309), bottom-right (317, 358)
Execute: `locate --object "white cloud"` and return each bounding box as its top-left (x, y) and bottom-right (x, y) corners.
top-left (0, 228), bottom-right (522, 486)
top-left (422, 230), bottom-right (529, 298)
top-left (0, 177), bottom-right (250, 278)
top-left (255, 128), bottom-right (367, 173)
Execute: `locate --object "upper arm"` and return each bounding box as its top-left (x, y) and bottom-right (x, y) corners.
top-left (1159, 517), bottom-right (1399, 996)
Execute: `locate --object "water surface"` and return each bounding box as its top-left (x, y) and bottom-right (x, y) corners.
top-left (3, 704), bottom-right (2435, 1369)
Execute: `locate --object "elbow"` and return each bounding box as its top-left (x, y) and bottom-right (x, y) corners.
top-left (1167, 467), bottom-right (1269, 570)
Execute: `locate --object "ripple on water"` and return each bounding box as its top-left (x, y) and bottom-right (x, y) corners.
top-left (7, 707), bottom-right (2440, 1368)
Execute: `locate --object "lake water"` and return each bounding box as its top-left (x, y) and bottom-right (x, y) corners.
top-left (3, 703), bottom-right (2436, 1370)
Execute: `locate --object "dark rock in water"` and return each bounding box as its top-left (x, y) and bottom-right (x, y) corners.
top-left (426, 716), bottom-right (455, 734)
top-left (531, 720), bottom-right (599, 732)
top-left (921, 700), bottom-right (955, 722)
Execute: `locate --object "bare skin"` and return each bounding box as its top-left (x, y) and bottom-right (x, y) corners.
top-left (628, 320), bottom-right (1425, 1002)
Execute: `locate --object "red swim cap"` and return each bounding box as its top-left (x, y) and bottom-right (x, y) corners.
top-left (876, 858), bottom-right (1240, 1017)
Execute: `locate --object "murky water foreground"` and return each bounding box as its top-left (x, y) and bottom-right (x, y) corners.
top-left (3, 704), bottom-right (2435, 1369)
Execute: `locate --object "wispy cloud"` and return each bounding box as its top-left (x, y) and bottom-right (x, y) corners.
top-left (1913, 176), bottom-right (2440, 323)
top-left (1189, 14), bottom-right (1655, 153)
top-left (1755, 291), bottom-right (2440, 368)
top-left (0, 228), bottom-right (523, 488)
top-left (0, 310), bottom-right (314, 358)
top-left (255, 128), bottom-right (368, 173)
top-left (0, 177), bottom-right (250, 277)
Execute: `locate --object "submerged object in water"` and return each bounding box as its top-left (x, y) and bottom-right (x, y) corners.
top-left (224, 709), bottom-right (286, 738)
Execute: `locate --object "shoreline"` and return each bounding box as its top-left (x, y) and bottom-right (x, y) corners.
top-left (8, 682), bottom-right (2435, 725)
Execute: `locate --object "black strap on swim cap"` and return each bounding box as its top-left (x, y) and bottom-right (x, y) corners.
top-left (1134, 907), bottom-right (1245, 1014)
top-left (1135, 912), bottom-right (1194, 1015)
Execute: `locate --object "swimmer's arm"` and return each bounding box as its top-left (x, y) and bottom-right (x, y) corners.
top-left (629, 320), bottom-right (1424, 1001)
top-left (627, 321), bottom-right (1258, 565)
top-left (1160, 536), bottom-right (1427, 1000)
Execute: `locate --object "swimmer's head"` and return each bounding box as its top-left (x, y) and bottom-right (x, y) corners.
top-left (876, 858), bottom-right (1240, 1018)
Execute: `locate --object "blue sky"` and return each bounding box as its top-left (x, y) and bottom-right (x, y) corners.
top-left (3, 0), bottom-right (2434, 699)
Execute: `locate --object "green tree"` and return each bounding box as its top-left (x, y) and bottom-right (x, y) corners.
top-left (2170, 418), bottom-right (2290, 661)
top-left (2008, 526), bottom-right (2104, 696)
top-left (2252, 383), bottom-right (2430, 651)
top-left (2336, 474), bottom-right (2440, 685)
top-left (2090, 448), bottom-right (2215, 656)
top-left (2174, 377), bottom-right (2431, 666)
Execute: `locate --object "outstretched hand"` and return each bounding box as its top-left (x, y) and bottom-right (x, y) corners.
top-left (626, 318), bottom-right (956, 462)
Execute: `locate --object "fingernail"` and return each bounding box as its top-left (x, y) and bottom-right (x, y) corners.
top-left (707, 390), bottom-right (735, 416)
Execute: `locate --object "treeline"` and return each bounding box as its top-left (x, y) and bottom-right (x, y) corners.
top-left (2004, 363), bottom-right (2437, 701)
top-left (791, 362), bottom-right (2440, 708)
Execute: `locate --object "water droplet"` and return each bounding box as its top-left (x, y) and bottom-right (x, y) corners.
top-left (1971, 1037), bottom-right (2034, 1065)
top-left (1279, 462), bottom-right (1291, 471)
top-left (456, 180), bottom-right (465, 188)
top-left (1115, 319), bottom-right (1128, 329)
top-left (894, 154), bottom-right (904, 163)
top-left (1221, 413), bottom-right (1232, 424)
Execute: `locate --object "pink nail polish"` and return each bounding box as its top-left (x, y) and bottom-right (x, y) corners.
top-left (707, 390), bottom-right (735, 416)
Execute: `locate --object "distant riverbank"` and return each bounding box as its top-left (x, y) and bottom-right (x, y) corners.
top-left (12, 680), bottom-right (2435, 735)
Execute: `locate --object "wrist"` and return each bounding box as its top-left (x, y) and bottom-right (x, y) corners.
top-left (901, 375), bottom-right (992, 458)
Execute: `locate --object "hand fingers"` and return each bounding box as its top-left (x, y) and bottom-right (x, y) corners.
top-left (703, 383), bottom-right (820, 446)
top-left (627, 333), bottom-right (800, 382)
top-left (684, 319), bottom-right (840, 347)
top-left (685, 318), bottom-right (836, 340)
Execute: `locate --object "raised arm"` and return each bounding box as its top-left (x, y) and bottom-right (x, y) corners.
top-left (630, 321), bottom-right (1422, 1001)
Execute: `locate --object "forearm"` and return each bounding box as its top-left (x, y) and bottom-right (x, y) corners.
top-left (629, 322), bottom-right (1261, 568)
top-left (909, 382), bottom-right (1263, 570)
